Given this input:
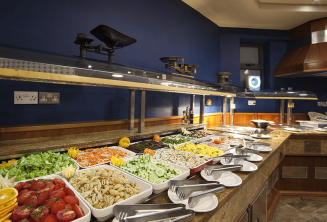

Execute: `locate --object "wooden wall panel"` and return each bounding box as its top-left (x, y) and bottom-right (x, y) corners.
top-left (0, 113), bottom-right (309, 141)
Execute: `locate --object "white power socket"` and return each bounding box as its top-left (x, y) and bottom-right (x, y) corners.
top-left (14, 91), bottom-right (38, 104)
top-left (248, 100), bottom-right (256, 106)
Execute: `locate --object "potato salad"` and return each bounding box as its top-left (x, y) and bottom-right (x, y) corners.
top-left (177, 142), bottom-right (224, 157)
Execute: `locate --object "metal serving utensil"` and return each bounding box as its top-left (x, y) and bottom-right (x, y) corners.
top-left (224, 155), bottom-right (250, 164)
top-left (176, 184), bottom-right (224, 200)
top-left (188, 186), bottom-right (225, 208)
top-left (118, 209), bottom-right (195, 222)
top-left (244, 141), bottom-right (271, 148)
top-left (114, 204), bottom-right (185, 221)
top-left (169, 180), bottom-right (219, 193)
top-left (204, 165), bottom-right (242, 180)
top-left (235, 148), bottom-right (260, 155)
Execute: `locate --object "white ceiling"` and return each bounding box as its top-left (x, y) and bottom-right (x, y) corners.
top-left (182, 0), bottom-right (327, 30)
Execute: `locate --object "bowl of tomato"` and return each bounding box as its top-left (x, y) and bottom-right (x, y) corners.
top-left (13, 175), bottom-right (91, 222)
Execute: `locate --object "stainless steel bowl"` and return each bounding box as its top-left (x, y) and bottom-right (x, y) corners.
top-left (251, 120), bottom-right (274, 129)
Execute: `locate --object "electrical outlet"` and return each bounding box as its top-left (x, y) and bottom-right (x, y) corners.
top-left (248, 100), bottom-right (256, 106)
top-left (317, 102), bottom-right (326, 107)
top-left (39, 92), bottom-right (60, 104)
top-left (14, 91), bottom-right (38, 104)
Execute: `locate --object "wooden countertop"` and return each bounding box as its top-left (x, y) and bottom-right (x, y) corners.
top-left (3, 123), bottom-right (326, 222)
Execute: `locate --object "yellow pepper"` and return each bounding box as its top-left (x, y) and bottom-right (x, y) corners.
top-left (111, 156), bottom-right (124, 167)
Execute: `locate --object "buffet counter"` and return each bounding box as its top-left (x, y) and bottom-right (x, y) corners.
top-left (2, 124), bottom-right (327, 222)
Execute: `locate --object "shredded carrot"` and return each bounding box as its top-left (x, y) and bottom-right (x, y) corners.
top-left (75, 146), bottom-right (131, 167)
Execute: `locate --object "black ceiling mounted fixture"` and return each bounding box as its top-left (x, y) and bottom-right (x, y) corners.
top-left (74, 25), bottom-right (137, 63)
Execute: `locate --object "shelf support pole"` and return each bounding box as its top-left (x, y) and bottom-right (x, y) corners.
top-left (190, 94), bottom-right (195, 112)
top-left (230, 97), bottom-right (234, 126)
top-left (200, 95), bottom-right (205, 124)
top-left (223, 96), bottom-right (227, 126)
top-left (287, 99), bottom-right (292, 126)
top-left (128, 89), bottom-right (135, 130)
top-left (138, 90), bottom-right (146, 133)
top-left (280, 99), bottom-right (285, 125)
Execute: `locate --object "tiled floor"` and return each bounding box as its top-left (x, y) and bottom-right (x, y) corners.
top-left (272, 200), bottom-right (327, 222)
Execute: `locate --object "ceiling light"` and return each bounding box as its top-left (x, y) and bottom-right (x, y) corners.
top-left (112, 74), bottom-right (123, 78)
top-left (128, 71), bottom-right (131, 74)
top-left (299, 93), bottom-right (308, 96)
top-left (286, 91), bottom-right (295, 94)
top-left (161, 82), bottom-right (172, 86)
top-left (244, 69), bottom-right (249, 74)
top-left (88, 65), bottom-right (92, 68)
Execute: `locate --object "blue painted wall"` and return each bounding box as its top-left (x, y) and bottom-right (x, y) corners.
top-left (0, 0), bottom-right (222, 126)
top-left (1, 0), bottom-right (326, 126)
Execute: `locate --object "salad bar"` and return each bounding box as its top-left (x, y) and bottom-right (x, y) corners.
top-left (0, 126), bottom-right (284, 222)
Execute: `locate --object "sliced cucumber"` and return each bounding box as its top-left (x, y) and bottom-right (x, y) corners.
top-left (175, 169), bottom-right (182, 175)
top-left (153, 178), bottom-right (163, 184)
top-left (148, 163), bottom-right (157, 171)
top-left (156, 167), bottom-right (165, 177)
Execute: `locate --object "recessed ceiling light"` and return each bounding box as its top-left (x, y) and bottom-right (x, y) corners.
top-left (299, 93), bottom-right (308, 96)
top-left (88, 65), bottom-right (92, 68)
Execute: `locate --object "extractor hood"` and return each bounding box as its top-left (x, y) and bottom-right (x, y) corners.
top-left (274, 17), bottom-right (327, 78)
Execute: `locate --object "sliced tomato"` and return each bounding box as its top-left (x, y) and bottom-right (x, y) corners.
top-left (11, 206), bottom-right (21, 222)
top-left (49, 191), bottom-right (65, 199)
top-left (44, 184), bottom-right (55, 192)
top-left (14, 182), bottom-right (24, 192)
top-left (18, 193), bottom-right (33, 206)
top-left (43, 197), bottom-right (57, 210)
top-left (15, 205), bottom-right (33, 219)
top-left (30, 206), bottom-right (49, 222)
top-left (18, 218), bottom-right (33, 222)
top-left (22, 181), bottom-right (33, 189)
top-left (50, 199), bottom-right (65, 215)
top-left (53, 179), bottom-right (65, 186)
top-left (37, 191), bottom-right (49, 206)
top-left (64, 204), bottom-right (72, 210)
top-left (56, 209), bottom-right (76, 222)
top-left (30, 180), bottom-right (45, 191)
top-left (19, 189), bottom-right (30, 197)
top-left (43, 214), bottom-right (59, 222)
top-left (24, 196), bottom-right (38, 208)
top-left (54, 184), bottom-right (64, 190)
top-left (62, 188), bottom-right (74, 197)
top-left (63, 196), bottom-right (78, 206)
top-left (72, 204), bottom-right (84, 218)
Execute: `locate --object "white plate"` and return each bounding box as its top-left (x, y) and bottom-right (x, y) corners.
top-left (167, 190), bottom-right (218, 212)
top-left (220, 159), bottom-right (258, 172)
top-left (224, 149), bottom-right (262, 162)
top-left (284, 127), bottom-right (302, 132)
top-left (246, 153), bottom-right (263, 162)
top-left (200, 170), bottom-right (242, 187)
top-left (250, 145), bottom-right (272, 152)
top-left (250, 134), bottom-right (270, 139)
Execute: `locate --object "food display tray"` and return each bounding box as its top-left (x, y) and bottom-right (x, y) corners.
top-left (64, 165), bottom-right (153, 221)
top-left (14, 174), bottom-right (91, 222)
top-left (160, 134), bottom-right (197, 146)
top-left (125, 140), bottom-right (168, 154)
top-left (71, 146), bottom-right (136, 169)
top-left (154, 148), bottom-right (213, 176)
top-left (111, 157), bottom-right (190, 194)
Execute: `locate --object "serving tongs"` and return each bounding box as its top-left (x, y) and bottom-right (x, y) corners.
top-left (169, 180), bottom-right (220, 193)
top-left (113, 204), bottom-right (188, 222)
top-left (224, 155), bottom-right (250, 164)
top-left (176, 184), bottom-right (224, 200)
top-left (204, 165), bottom-right (242, 180)
top-left (235, 148), bottom-right (260, 155)
top-left (115, 208), bottom-right (195, 222)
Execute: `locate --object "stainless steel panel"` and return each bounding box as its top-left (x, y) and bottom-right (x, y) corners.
top-left (128, 89), bottom-right (135, 130)
top-left (312, 30), bottom-right (327, 44)
top-left (251, 185), bottom-right (267, 222)
top-left (138, 90), bottom-right (145, 133)
top-left (282, 166), bottom-right (307, 179)
top-left (315, 167), bottom-right (327, 179)
top-left (200, 95), bottom-right (205, 124)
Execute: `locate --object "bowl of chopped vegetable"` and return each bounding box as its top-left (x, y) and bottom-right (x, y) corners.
top-left (160, 135), bottom-right (195, 145)
top-left (111, 154), bottom-right (190, 194)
